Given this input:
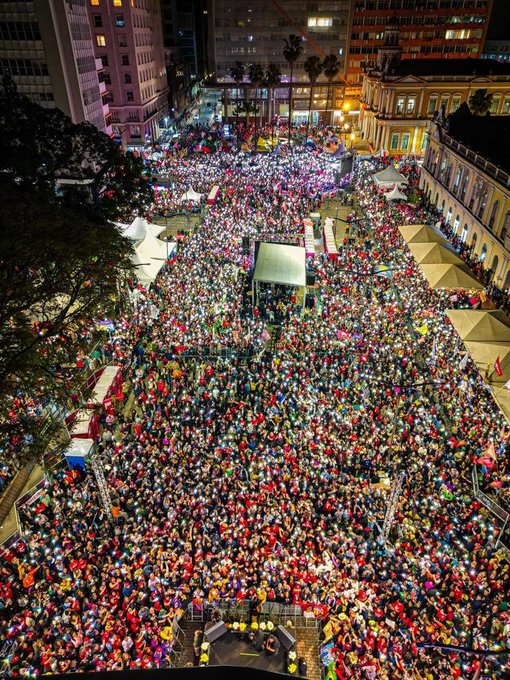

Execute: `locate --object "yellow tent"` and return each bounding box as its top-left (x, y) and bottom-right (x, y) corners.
top-left (407, 242), bottom-right (464, 266)
top-left (446, 310), bottom-right (510, 342)
top-left (419, 263), bottom-right (484, 290)
top-left (398, 224), bottom-right (449, 244)
top-left (463, 341), bottom-right (510, 382)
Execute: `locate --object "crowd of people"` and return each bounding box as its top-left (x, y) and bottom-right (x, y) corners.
top-left (0, 136), bottom-right (510, 680)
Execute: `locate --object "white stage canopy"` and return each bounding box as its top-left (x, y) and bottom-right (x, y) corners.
top-left (373, 164), bottom-right (409, 187)
top-left (253, 243), bottom-right (306, 288)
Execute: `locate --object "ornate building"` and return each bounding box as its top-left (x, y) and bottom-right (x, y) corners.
top-left (421, 105), bottom-right (510, 289)
top-left (359, 17), bottom-right (510, 155)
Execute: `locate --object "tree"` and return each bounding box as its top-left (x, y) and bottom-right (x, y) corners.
top-left (0, 76), bottom-right (153, 222)
top-left (322, 54), bottom-right (341, 124)
top-left (468, 89), bottom-right (493, 116)
top-left (283, 34), bottom-right (304, 147)
top-left (248, 63), bottom-right (264, 128)
top-left (0, 78), bottom-right (137, 463)
top-left (229, 61), bottom-right (246, 148)
top-left (264, 62), bottom-right (282, 128)
top-left (304, 55), bottom-right (323, 142)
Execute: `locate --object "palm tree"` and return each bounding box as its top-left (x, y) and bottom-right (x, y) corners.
top-left (248, 63), bottom-right (264, 129)
top-left (282, 34), bottom-right (304, 147)
top-left (322, 54), bottom-right (340, 124)
top-left (229, 61), bottom-right (245, 148)
top-left (303, 56), bottom-right (323, 142)
top-left (264, 62), bottom-right (282, 126)
top-left (468, 88), bottom-right (493, 116)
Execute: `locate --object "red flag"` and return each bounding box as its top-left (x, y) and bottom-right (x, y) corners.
top-left (494, 356), bottom-right (503, 377)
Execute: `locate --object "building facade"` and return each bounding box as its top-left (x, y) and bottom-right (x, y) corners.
top-left (349, 0), bottom-right (492, 96)
top-left (420, 111), bottom-right (510, 290)
top-left (86, 0), bottom-right (168, 146)
top-left (206, 0), bottom-right (351, 125)
top-left (0, 0), bottom-right (110, 132)
top-left (359, 19), bottom-right (510, 156)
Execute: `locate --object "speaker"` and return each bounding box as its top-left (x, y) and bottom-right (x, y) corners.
top-left (205, 620), bottom-right (228, 643)
top-left (276, 625), bottom-right (296, 651)
top-left (305, 295), bottom-right (315, 310)
top-left (306, 271), bottom-right (316, 286)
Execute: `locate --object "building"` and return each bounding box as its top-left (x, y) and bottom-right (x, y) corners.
top-left (482, 0), bottom-right (510, 63)
top-left (206, 0), bottom-right (351, 125)
top-left (160, 0), bottom-right (208, 114)
top-left (349, 0), bottom-right (493, 96)
top-left (86, 0), bottom-right (168, 147)
top-left (0, 0), bottom-right (110, 133)
top-left (359, 18), bottom-right (510, 156)
top-left (420, 105), bottom-right (510, 289)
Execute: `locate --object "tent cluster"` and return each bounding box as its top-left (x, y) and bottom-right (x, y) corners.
top-left (115, 217), bottom-right (177, 284)
top-left (399, 224), bottom-right (483, 291)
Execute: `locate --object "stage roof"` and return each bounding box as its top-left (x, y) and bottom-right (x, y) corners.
top-left (253, 242), bottom-right (306, 288)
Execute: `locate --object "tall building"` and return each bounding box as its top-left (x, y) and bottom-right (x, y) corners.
top-left (348, 0), bottom-right (493, 95)
top-left (359, 18), bottom-right (510, 155)
top-left (0, 0), bottom-right (110, 133)
top-left (86, 0), bottom-right (169, 147)
top-left (206, 0), bottom-right (351, 124)
top-left (482, 0), bottom-right (510, 63)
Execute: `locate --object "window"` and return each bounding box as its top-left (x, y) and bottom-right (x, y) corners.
top-left (390, 133), bottom-right (400, 151)
top-left (113, 0), bottom-right (122, 5)
top-left (123, 73), bottom-right (132, 83)
top-left (490, 95), bottom-right (501, 114)
top-left (92, 14), bottom-right (102, 27)
top-left (406, 97), bottom-right (416, 114)
top-left (115, 14), bottom-right (125, 27)
top-left (401, 132), bottom-right (410, 151)
top-left (126, 91), bottom-right (134, 101)
top-left (489, 200), bottom-right (499, 230)
top-left (502, 96), bottom-right (510, 115)
top-left (100, 54), bottom-right (108, 67)
top-left (396, 96), bottom-right (405, 114)
top-left (118, 34), bottom-right (127, 46)
top-left (308, 17), bottom-right (333, 27)
top-left (338, 48), bottom-right (343, 55)
top-left (428, 95), bottom-right (438, 114)
top-left (440, 95), bottom-right (449, 111)
top-left (453, 215), bottom-right (460, 233)
top-left (451, 95), bottom-right (461, 111)
top-left (90, 0), bottom-right (100, 5)
top-left (121, 55), bottom-right (129, 66)
top-left (96, 34), bottom-right (106, 46)
top-left (479, 243), bottom-right (487, 262)
top-left (101, 72), bottom-right (111, 84)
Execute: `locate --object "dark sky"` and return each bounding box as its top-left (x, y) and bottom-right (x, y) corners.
top-left (488, 0), bottom-right (510, 40)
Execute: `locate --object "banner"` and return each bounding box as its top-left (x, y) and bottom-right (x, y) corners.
top-left (298, 601), bottom-right (329, 619)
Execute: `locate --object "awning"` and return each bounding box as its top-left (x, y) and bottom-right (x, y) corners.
top-left (253, 243), bottom-right (306, 288)
top-left (384, 186), bottom-right (407, 202)
top-left (446, 310), bottom-right (510, 342)
top-left (373, 164), bottom-right (409, 186)
top-left (464, 341), bottom-right (510, 382)
top-left (398, 224), bottom-right (449, 244)
top-left (407, 242), bottom-right (464, 265)
top-left (419, 263), bottom-right (484, 290)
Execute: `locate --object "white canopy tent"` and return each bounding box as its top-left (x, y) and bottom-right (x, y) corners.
top-left (115, 216), bottom-right (165, 242)
top-left (179, 187), bottom-right (203, 203)
top-left (373, 164), bottom-right (409, 188)
top-left (252, 243), bottom-right (307, 312)
top-left (384, 186), bottom-right (407, 202)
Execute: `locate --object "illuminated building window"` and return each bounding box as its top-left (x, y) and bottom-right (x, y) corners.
top-left (96, 34), bottom-right (106, 46)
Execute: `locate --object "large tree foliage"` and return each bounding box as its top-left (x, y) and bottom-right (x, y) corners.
top-left (0, 76), bottom-right (153, 221)
top-left (0, 79), bottom-right (138, 463)
top-left (468, 88), bottom-right (493, 117)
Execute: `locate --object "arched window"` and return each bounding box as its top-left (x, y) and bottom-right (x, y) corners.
top-left (501, 210), bottom-right (510, 241)
top-left (441, 199), bottom-right (445, 214)
top-left (460, 172), bottom-right (469, 202)
top-left (471, 232), bottom-right (478, 249)
top-left (477, 191), bottom-right (488, 220)
top-left (479, 243), bottom-right (488, 262)
top-left (504, 270), bottom-right (510, 291)
top-left (490, 255), bottom-right (499, 280)
top-left (488, 200), bottom-right (499, 230)
top-left (452, 167), bottom-right (461, 194)
top-left (461, 224), bottom-right (468, 243)
top-left (435, 192), bottom-right (439, 206)
top-left (453, 214), bottom-right (460, 233)
top-left (446, 207), bottom-right (453, 225)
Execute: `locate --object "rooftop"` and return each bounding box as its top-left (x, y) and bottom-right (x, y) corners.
top-left (393, 58), bottom-right (510, 77)
top-left (445, 104), bottom-right (510, 176)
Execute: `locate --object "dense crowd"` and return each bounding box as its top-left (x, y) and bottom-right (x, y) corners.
top-left (0, 142), bottom-right (509, 680)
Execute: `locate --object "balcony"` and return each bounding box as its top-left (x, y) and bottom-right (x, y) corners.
top-left (99, 80), bottom-right (106, 95)
top-left (443, 132), bottom-right (510, 189)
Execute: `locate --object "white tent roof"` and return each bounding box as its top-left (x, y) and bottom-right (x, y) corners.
top-left (253, 243), bottom-right (306, 288)
top-left (133, 233), bottom-right (176, 284)
top-left (373, 164), bottom-right (409, 186)
top-left (180, 187), bottom-right (203, 203)
top-left (123, 217), bottom-right (147, 241)
top-left (65, 439), bottom-right (94, 458)
top-left (384, 186), bottom-right (407, 202)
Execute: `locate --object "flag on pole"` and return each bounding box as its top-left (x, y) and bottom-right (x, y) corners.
top-left (459, 352), bottom-right (469, 370)
top-left (494, 356), bottom-right (503, 377)
top-left (430, 337), bottom-right (437, 366)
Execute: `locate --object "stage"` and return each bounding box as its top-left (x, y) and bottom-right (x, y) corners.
top-left (209, 630), bottom-right (288, 675)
